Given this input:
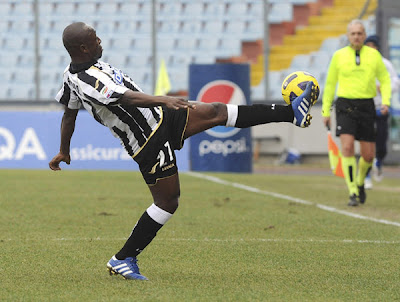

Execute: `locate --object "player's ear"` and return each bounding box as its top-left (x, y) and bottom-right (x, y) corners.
top-left (80, 44), bottom-right (88, 54)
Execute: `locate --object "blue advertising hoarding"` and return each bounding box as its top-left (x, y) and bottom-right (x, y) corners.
top-left (189, 64), bottom-right (252, 172)
top-left (0, 111), bottom-right (189, 171)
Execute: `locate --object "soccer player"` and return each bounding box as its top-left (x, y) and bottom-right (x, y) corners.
top-left (322, 20), bottom-right (391, 206)
top-left (363, 34), bottom-right (399, 188)
top-left (49, 22), bottom-right (318, 280)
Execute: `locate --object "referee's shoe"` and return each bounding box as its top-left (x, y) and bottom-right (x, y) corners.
top-left (107, 256), bottom-right (148, 280)
top-left (292, 81), bottom-right (318, 128)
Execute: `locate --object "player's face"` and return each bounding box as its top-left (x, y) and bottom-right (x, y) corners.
top-left (85, 28), bottom-right (103, 60)
top-left (347, 24), bottom-right (366, 50)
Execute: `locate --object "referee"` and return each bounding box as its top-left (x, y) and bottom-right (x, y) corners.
top-left (322, 19), bottom-right (391, 206)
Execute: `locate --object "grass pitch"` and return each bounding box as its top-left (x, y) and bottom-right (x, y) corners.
top-left (1, 168), bottom-right (400, 301)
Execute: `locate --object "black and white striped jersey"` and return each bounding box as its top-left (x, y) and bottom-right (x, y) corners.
top-left (55, 60), bottom-right (163, 158)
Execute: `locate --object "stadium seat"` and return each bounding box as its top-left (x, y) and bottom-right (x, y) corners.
top-left (217, 38), bottom-right (241, 57)
top-left (96, 2), bottom-right (120, 15)
top-left (7, 84), bottom-right (35, 99)
top-left (269, 3), bottom-right (293, 23)
top-left (75, 3), bottom-right (96, 17)
top-left (290, 54), bottom-right (312, 69)
top-left (0, 55), bottom-right (19, 69)
top-left (179, 20), bottom-right (202, 35)
top-left (0, 3), bottom-right (11, 15)
top-left (196, 38), bottom-right (219, 53)
top-left (309, 51), bottom-right (331, 70)
top-left (118, 3), bottom-right (139, 16)
top-left (225, 2), bottom-right (248, 16)
top-left (158, 20), bottom-right (180, 35)
top-left (11, 2), bottom-right (33, 15)
top-left (182, 2), bottom-right (205, 17)
top-left (247, 1), bottom-right (263, 18)
top-left (203, 1), bottom-right (225, 16)
top-left (105, 53), bottom-right (128, 68)
top-left (223, 21), bottom-right (246, 36)
top-left (199, 20), bottom-right (224, 37)
top-left (192, 53), bottom-right (215, 64)
top-left (320, 37), bottom-right (343, 55)
top-left (111, 37), bottom-right (135, 50)
top-left (54, 2), bottom-right (76, 16)
top-left (175, 38), bottom-right (198, 53)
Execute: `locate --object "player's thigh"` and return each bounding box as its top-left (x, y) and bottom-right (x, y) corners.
top-left (184, 102), bottom-right (227, 139)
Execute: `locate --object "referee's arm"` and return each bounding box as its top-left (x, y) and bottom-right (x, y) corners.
top-left (322, 54), bottom-right (339, 117)
top-left (376, 56), bottom-right (392, 107)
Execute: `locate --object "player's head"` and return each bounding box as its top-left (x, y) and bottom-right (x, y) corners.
top-left (364, 34), bottom-right (380, 51)
top-left (63, 22), bottom-right (103, 62)
top-left (347, 19), bottom-right (366, 50)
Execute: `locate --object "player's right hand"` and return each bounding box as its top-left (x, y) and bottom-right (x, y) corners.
top-left (49, 152), bottom-right (71, 171)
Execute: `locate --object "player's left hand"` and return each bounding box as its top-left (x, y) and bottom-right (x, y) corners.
top-left (49, 152), bottom-right (71, 171)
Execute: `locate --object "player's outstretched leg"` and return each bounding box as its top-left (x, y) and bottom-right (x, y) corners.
top-left (291, 81), bottom-right (318, 128)
top-left (107, 256), bottom-right (148, 280)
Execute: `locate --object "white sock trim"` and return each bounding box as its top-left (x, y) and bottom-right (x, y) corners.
top-left (146, 203), bottom-right (173, 225)
top-left (225, 104), bottom-right (238, 127)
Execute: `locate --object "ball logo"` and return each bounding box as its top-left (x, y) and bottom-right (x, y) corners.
top-left (197, 80), bottom-right (246, 138)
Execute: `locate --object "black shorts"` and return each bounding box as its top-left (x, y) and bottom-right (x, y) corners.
top-left (335, 98), bottom-right (376, 142)
top-left (134, 107), bottom-right (189, 185)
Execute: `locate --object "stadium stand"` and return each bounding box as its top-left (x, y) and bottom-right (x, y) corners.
top-left (0, 0), bottom-right (377, 102)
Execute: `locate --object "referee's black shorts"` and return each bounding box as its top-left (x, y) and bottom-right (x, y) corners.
top-left (335, 97), bottom-right (376, 142)
top-left (134, 106), bottom-right (189, 185)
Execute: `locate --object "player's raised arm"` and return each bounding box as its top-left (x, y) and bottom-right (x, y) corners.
top-left (119, 90), bottom-right (196, 110)
top-left (49, 107), bottom-right (79, 171)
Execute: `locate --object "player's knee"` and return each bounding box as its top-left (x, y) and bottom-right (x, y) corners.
top-left (154, 192), bottom-right (180, 213)
top-left (341, 145), bottom-right (354, 156)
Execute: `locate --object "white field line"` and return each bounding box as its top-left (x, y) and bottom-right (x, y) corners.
top-left (2, 237), bottom-right (400, 245)
top-left (186, 172), bottom-right (400, 228)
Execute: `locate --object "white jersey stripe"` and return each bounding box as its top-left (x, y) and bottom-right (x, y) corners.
top-left (55, 60), bottom-right (163, 157)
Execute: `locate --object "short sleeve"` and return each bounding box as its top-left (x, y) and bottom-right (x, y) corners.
top-left (55, 82), bottom-right (82, 110)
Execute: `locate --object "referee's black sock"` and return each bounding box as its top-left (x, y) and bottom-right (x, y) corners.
top-left (234, 104), bottom-right (294, 128)
top-left (115, 203), bottom-right (172, 260)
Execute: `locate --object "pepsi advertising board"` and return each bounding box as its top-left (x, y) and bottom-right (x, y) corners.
top-left (189, 64), bottom-right (252, 172)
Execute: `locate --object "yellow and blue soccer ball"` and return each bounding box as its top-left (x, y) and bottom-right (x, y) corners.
top-left (281, 71), bottom-right (320, 105)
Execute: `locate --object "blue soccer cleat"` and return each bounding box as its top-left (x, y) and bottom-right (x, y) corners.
top-left (291, 81), bottom-right (318, 128)
top-left (107, 256), bottom-right (148, 281)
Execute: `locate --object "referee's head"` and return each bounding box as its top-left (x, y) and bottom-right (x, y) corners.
top-left (62, 22), bottom-right (103, 63)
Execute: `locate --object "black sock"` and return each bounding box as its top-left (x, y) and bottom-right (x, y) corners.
top-left (234, 104), bottom-right (294, 128)
top-left (115, 211), bottom-right (163, 260)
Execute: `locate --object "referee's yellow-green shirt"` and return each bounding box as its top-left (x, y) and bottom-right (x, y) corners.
top-left (322, 45), bottom-right (391, 117)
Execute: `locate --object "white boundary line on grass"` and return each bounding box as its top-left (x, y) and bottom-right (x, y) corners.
top-left (2, 238), bottom-right (400, 244)
top-left (186, 172), bottom-right (400, 228)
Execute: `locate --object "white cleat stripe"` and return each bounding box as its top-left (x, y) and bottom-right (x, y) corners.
top-left (118, 267), bottom-right (130, 273)
top-left (301, 103), bottom-right (308, 112)
top-left (302, 97), bottom-right (309, 105)
top-left (114, 263), bottom-right (127, 270)
top-left (298, 107), bottom-right (306, 116)
top-left (122, 270), bottom-right (133, 276)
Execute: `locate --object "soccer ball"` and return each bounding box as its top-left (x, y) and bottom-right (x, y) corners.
top-left (281, 71), bottom-right (320, 105)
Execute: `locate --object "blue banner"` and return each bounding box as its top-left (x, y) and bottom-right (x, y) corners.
top-left (189, 64), bottom-right (252, 172)
top-left (0, 111), bottom-right (189, 171)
